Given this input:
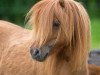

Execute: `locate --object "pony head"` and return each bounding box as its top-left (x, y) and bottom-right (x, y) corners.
top-left (27, 0), bottom-right (90, 67)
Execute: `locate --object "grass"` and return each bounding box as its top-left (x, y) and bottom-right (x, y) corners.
top-left (91, 18), bottom-right (100, 49)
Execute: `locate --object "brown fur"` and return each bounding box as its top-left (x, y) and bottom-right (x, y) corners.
top-left (89, 64), bottom-right (100, 75)
top-left (0, 0), bottom-right (91, 75)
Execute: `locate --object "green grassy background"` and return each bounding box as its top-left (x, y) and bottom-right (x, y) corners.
top-left (91, 19), bottom-right (100, 49)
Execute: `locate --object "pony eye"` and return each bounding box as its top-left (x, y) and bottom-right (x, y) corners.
top-left (53, 20), bottom-right (60, 28)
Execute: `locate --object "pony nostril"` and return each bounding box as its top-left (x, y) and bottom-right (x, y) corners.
top-left (34, 48), bottom-right (41, 56)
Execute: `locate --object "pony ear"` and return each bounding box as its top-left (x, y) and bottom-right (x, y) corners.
top-left (59, 0), bottom-right (65, 8)
top-left (59, 0), bottom-right (74, 8)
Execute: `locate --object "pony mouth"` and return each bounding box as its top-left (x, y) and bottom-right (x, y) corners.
top-left (30, 43), bottom-right (53, 62)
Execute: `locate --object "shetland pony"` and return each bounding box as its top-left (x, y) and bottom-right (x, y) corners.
top-left (0, 0), bottom-right (91, 75)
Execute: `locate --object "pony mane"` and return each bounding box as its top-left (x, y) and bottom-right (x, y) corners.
top-left (27, 0), bottom-right (91, 71)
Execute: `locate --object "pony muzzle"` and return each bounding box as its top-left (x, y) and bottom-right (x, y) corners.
top-left (30, 44), bottom-right (53, 62)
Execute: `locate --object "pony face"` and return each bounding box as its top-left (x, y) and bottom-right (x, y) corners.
top-left (27, 0), bottom-right (90, 62)
top-left (30, 17), bottom-right (65, 61)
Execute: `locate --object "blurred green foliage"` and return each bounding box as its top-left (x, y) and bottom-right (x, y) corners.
top-left (91, 19), bottom-right (100, 49)
top-left (0, 0), bottom-right (39, 26)
top-left (0, 0), bottom-right (100, 49)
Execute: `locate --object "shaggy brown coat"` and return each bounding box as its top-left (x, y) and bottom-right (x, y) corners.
top-left (0, 0), bottom-right (92, 75)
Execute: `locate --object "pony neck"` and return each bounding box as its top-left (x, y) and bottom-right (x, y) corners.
top-left (34, 54), bottom-right (70, 75)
